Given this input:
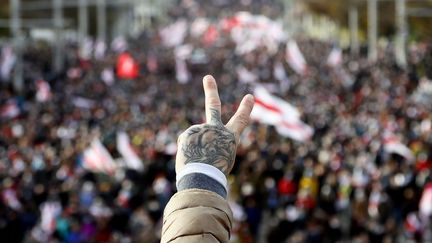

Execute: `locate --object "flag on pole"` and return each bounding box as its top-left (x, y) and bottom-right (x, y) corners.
top-left (40, 201), bottom-right (61, 234)
top-left (404, 212), bottom-right (422, 233)
top-left (116, 52), bottom-right (139, 79)
top-left (286, 40), bottom-right (307, 75)
top-left (383, 131), bottom-right (414, 161)
top-left (327, 47), bottom-right (343, 67)
top-left (116, 132), bottom-right (144, 172)
top-left (82, 138), bottom-right (117, 175)
top-left (251, 86), bottom-right (313, 141)
top-left (35, 79), bottom-right (52, 102)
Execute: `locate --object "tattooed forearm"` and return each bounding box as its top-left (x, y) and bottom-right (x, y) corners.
top-left (181, 124), bottom-right (236, 175)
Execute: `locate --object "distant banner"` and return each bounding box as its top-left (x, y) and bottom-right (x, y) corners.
top-left (82, 138), bottom-right (117, 175)
top-left (251, 86), bottom-right (313, 141)
top-left (116, 132), bottom-right (144, 172)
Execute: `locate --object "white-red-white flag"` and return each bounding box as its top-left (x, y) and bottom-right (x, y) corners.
top-left (420, 182), bottom-right (432, 218)
top-left (1, 99), bottom-right (20, 119)
top-left (286, 40), bottom-right (307, 75)
top-left (116, 132), bottom-right (144, 172)
top-left (404, 212), bottom-right (422, 233)
top-left (35, 79), bottom-right (52, 102)
top-left (40, 201), bottom-right (61, 234)
top-left (83, 138), bottom-right (117, 175)
top-left (251, 86), bottom-right (313, 141)
top-left (327, 47), bottom-right (343, 67)
top-left (383, 131), bottom-right (414, 161)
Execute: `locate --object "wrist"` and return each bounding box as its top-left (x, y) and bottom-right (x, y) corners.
top-left (176, 163), bottom-right (228, 198)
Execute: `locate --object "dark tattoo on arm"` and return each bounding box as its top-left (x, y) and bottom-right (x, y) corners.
top-left (181, 109), bottom-right (236, 174)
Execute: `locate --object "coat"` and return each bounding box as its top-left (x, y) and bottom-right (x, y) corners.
top-left (161, 189), bottom-right (233, 243)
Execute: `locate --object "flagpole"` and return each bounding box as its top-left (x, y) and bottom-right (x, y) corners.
top-left (53, 0), bottom-right (64, 73)
top-left (78, 0), bottom-right (89, 57)
top-left (349, 3), bottom-right (359, 56)
top-left (368, 0), bottom-right (378, 62)
top-left (395, 0), bottom-right (407, 68)
top-left (10, 0), bottom-right (23, 92)
top-left (97, 0), bottom-right (107, 43)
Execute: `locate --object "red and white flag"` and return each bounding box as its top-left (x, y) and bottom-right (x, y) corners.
top-left (286, 40), bottom-right (307, 75)
top-left (40, 201), bottom-right (61, 234)
top-left (116, 132), bottom-right (144, 172)
top-left (83, 138), bottom-right (117, 175)
top-left (251, 86), bottom-right (313, 141)
top-left (35, 79), bottom-right (52, 102)
top-left (1, 99), bottom-right (20, 119)
top-left (383, 131), bottom-right (414, 161)
top-left (327, 47), bottom-right (343, 67)
top-left (404, 212), bottom-right (422, 233)
top-left (420, 182), bottom-right (432, 218)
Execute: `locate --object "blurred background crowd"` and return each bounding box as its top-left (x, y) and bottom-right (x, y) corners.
top-left (0, 0), bottom-right (432, 242)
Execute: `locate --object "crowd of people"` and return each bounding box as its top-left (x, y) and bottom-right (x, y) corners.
top-left (1, 1), bottom-right (432, 242)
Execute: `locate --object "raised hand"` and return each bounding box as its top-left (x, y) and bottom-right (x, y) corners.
top-left (176, 75), bottom-right (255, 176)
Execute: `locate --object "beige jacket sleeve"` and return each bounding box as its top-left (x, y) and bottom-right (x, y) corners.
top-left (161, 189), bottom-right (233, 243)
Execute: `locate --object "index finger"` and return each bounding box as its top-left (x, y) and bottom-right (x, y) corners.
top-left (203, 75), bottom-right (222, 125)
